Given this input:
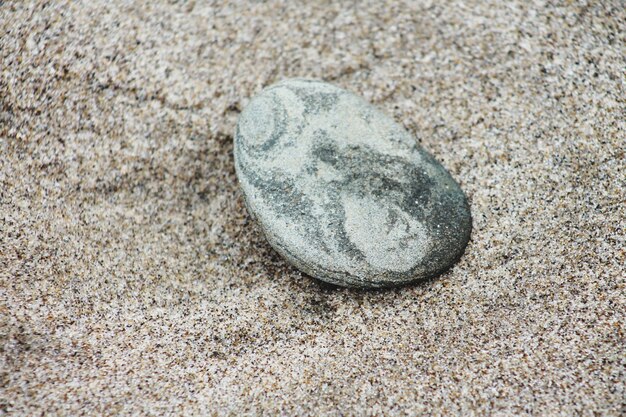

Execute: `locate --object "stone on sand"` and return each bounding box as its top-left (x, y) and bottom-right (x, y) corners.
top-left (234, 79), bottom-right (471, 288)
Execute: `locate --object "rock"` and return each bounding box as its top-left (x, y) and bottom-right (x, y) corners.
top-left (234, 79), bottom-right (471, 288)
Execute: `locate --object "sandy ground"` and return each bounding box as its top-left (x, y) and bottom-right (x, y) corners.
top-left (1, 1), bottom-right (624, 415)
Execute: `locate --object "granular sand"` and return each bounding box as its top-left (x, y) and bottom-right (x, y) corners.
top-left (1, 1), bottom-right (624, 415)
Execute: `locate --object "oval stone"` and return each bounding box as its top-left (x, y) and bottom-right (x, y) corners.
top-left (234, 79), bottom-right (471, 288)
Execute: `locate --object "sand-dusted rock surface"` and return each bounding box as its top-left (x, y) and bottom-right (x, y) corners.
top-left (1, 1), bottom-right (624, 415)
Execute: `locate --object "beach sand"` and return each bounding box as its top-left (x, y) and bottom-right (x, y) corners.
top-left (1, 1), bottom-right (624, 415)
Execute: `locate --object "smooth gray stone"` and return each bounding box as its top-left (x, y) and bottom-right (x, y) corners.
top-left (234, 79), bottom-right (471, 288)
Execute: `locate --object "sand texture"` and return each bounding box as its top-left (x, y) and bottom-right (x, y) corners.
top-left (1, 1), bottom-right (625, 415)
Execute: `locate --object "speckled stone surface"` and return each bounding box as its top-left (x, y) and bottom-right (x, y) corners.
top-left (1, 1), bottom-right (625, 416)
top-left (235, 79), bottom-right (471, 288)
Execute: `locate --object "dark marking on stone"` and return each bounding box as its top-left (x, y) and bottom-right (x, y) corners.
top-left (287, 86), bottom-right (340, 115)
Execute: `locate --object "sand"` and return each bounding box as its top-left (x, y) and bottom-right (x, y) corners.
top-left (1, 0), bottom-right (624, 415)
